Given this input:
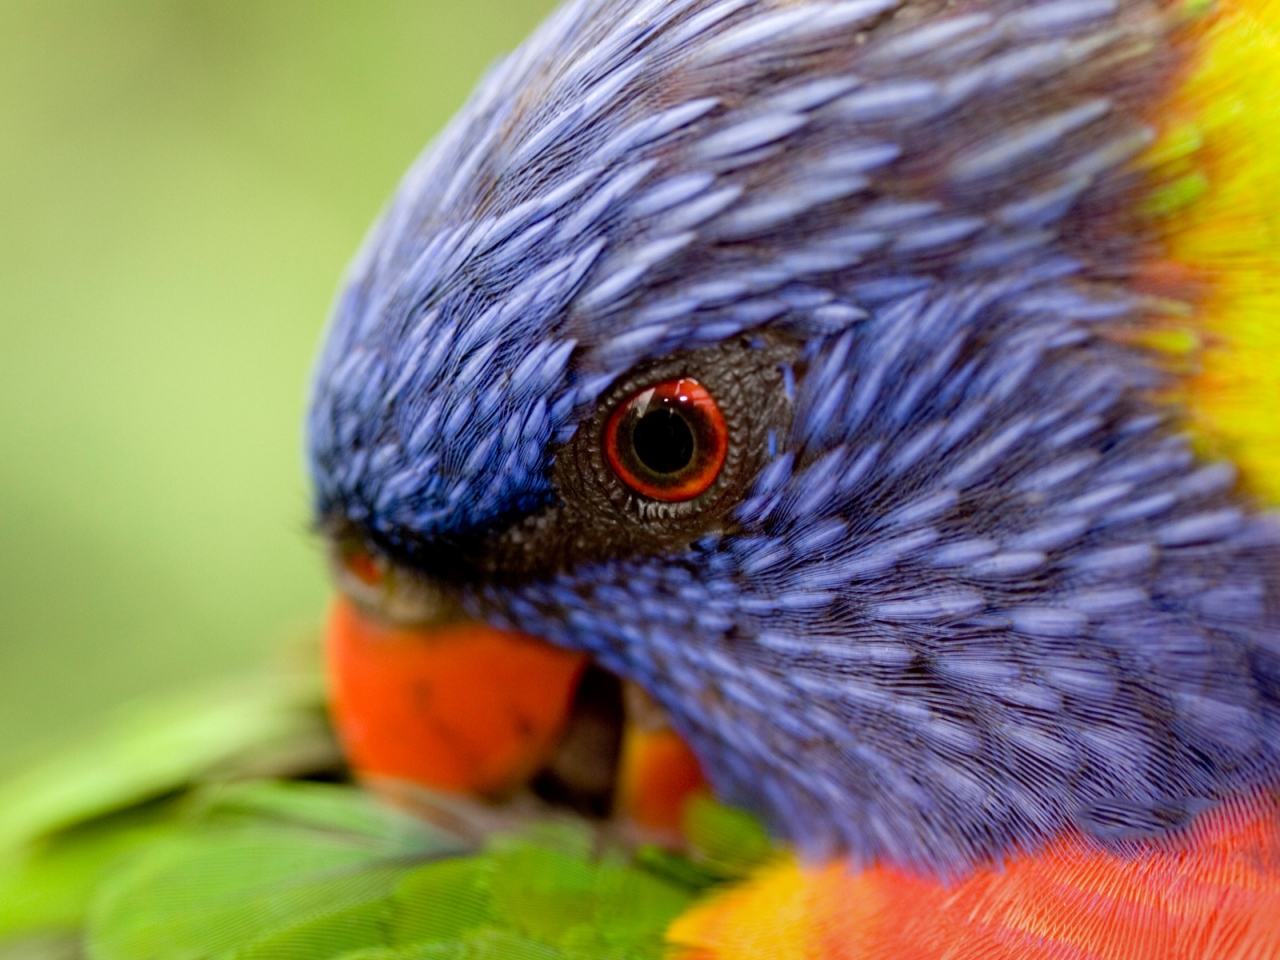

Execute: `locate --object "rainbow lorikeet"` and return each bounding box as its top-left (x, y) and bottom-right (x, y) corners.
top-left (309, 0), bottom-right (1280, 953)
top-left (3, 0), bottom-right (1280, 957)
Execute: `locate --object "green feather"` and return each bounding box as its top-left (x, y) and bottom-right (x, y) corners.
top-left (0, 671), bottom-right (773, 960)
top-left (80, 793), bottom-right (699, 960)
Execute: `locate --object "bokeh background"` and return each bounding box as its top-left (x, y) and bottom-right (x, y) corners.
top-left (0, 0), bottom-right (556, 776)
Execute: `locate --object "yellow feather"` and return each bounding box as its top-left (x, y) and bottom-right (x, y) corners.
top-left (1148, 0), bottom-right (1280, 503)
top-left (666, 858), bottom-right (872, 960)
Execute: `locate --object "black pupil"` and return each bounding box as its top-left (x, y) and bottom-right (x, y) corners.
top-left (632, 408), bottom-right (695, 475)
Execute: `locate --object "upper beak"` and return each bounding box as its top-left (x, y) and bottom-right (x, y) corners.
top-left (325, 594), bottom-right (588, 798)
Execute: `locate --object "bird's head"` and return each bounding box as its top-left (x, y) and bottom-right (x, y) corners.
top-left (309, 0), bottom-right (1280, 876)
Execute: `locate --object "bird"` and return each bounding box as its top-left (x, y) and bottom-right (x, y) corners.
top-left (304, 0), bottom-right (1280, 954)
top-left (3, 0), bottom-right (1278, 957)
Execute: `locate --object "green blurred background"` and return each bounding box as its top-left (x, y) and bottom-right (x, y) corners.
top-left (0, 0), bottom-right (556, 775)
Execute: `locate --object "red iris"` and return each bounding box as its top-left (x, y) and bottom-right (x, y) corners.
top-left (604, 378), bottom-right (728, 502)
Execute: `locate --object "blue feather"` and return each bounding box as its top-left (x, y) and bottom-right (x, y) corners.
top-left (309, 0), bottom-right (1280, 878)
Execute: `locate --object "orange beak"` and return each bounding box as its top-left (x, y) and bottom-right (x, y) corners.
top-left (617, 723), bottom-right (710, 833)
top-left (326, 593), bottom-right (708, 831)
top-left (325, 595), bottom-right (588, 798)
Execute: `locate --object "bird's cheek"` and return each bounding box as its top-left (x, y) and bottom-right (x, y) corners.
top-left (324, 594), bottom-right (588, 798)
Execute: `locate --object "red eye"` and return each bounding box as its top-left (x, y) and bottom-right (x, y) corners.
top-left (604, 378), bottom-right (728, 502)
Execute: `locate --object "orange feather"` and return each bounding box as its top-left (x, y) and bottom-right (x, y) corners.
top-left (669, 793), bottom-right (1280, 959)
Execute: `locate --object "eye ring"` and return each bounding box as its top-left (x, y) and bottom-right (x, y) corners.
top-left (603, 378), bottom-right (728, 502)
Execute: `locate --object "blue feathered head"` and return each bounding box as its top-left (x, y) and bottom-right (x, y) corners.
top-left (309, 0), bottom-right (1280, 876)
